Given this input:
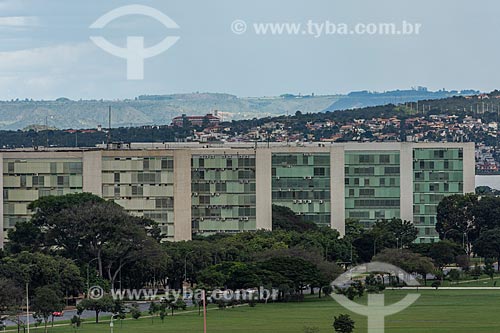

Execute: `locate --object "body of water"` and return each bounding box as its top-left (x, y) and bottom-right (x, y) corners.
top-left (476, 175), bottom-right (500, 190)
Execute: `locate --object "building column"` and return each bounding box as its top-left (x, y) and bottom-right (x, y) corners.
top-left (83, 151), bottom-right (103, 196)
top-left (255, 149), bottom-right (272, 230)
top-left (0, 153), bottom-right (4, 249)
top-left (463, 142), bottom-right (475, 193)
top-left (400, 143), bottom-right (414, 222)
top-left (330, 145), bottom-right (345, 236)
top-left (173, 150), bottom-right (192, 241)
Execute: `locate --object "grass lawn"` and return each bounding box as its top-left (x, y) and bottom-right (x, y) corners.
top-left (27, 289), bottom-right (500, 333)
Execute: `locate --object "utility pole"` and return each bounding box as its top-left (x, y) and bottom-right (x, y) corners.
top-left (26, 283), bottom-right (29, 333)
top-left (202, 290), bottom-right (207, 333)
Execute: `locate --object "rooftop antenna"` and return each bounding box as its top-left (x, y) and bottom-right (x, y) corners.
top-left (107, 105), bottom-right (111, 149)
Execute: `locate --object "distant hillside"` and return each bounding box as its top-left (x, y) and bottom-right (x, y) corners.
top-left (0, 94), bottom-right (340, 130)
top-left (0, 89), bottom-right (494, 150)
top-left (0, 88), bottom-right (477, 130)
top-left (323, 88), bottom-right (478, 111)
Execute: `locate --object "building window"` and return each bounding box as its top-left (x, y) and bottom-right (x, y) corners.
top-left (57, 176), bottom-right (68, 186)
top-left (379, 155), bottom-right (390, 163)
top-left (32, 176), bottom-right (45, 186)
top-left (314, 168), bottom-right (325, 176)
top-left (359, 189), bottom-right (375, 197)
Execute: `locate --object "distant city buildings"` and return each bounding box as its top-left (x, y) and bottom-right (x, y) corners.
top-left (171, 113), bottom-right (220, 127)
top-left (0, 142), bottom-right (474, 249)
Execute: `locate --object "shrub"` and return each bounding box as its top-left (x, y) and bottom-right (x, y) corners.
top-left (333, 314), bottom-right (355, 333)
top-left (431, 281), bottom-right (441, 290)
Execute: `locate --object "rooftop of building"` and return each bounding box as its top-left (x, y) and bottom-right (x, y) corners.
top-left (0, 141), bottom-right (474, 154)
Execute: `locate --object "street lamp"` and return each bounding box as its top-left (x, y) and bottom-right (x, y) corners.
top-left (26, 282), bottom-right (29, 333)
top-left (184, 251), bottom-right (194, 284)
top-left (87, 258), bottom-right (98, 298)
top-left (109, 315), bottom-right (114, 333)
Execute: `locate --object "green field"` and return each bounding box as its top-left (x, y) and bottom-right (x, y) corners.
top-left (25, 290), bottom-right (500, 333)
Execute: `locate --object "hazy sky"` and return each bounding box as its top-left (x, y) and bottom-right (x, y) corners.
top-left (0, 0), bottom-right (497, 100)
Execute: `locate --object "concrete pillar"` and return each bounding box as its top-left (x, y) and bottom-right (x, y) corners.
top-left (255, 149), bottom-right (272, 230)
top-left (400, 143), bottom-right (414, 222)
top-left (463, 142), bottom-right (476, 194)
top-left (0, 153), bottom-right (3, 249)
top-left (330, 145), bottom-right (345, 236)
top-left (83, 151), bottom-right (103, 196)
top-left (173, 150), bottom-right (192, 241)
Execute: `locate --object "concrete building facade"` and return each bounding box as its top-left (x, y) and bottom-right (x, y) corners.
top-left (0, 142), bottom-right (475, 248)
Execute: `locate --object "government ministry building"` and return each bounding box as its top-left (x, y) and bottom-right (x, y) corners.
top-left (0, 142), bottom-right (475, 248)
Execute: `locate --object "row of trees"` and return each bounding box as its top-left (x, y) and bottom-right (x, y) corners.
top-left (2, 192), bottom-right (497, 331)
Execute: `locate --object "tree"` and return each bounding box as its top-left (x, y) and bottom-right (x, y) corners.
top-left (373, 248), bottom-right (435, 285)
top-left (352, 232), bottom-right (377, 262)
top-left (447, 269), bottom-right (461, 284)
top-left (371, 218), bottom-right (418, 249)
top-left (78, 296), bottom-right (115, 323)
top-left (484, 259), bottom-right (495, 279)
top-left (344, 219), bottom-right (364, 242)
top-left (427, 241), bottom-right (463, 270)
top-left (333, 314), bottom-right (355, 333)
top-left (473, 196), bottom-right (500, 231)
top-left (170, 299), bottom-right (187, 315)
top-left (70, 315), bottom-right (82, 330)
top-left (6, 221), bottom-right (42, 253)
top-left (436, 194), bottom-right (478, 252)
top-left (0, 252), bottom-right (83, 297)
top-left (198, 266), bottom-right (227, 289)
top-left (130, 303), bottom-right (141, 320)
top-left (149, 301), bottom-right (160, 323)
top-left (272, 205), bottom-right (318, 233)
top-left (473, 228), bottom-right (500, 271)
top-left (32, 286), bottom-right (64, 333)
top-left (29, 195), bottom-right (163, 289)
top-left (258, 257), bottom-right (320, 295)
top-left (0, 278), bottom-right (23, 317)
top-left (159, 301), bottom-right (168, 323)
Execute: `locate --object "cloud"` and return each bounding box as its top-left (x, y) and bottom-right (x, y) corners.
top-left (0, 16), bottom-right (39, 27)
top-left (0, 43), bottom-right (91, 72)
top-left (0, 43), bottom-right (100, 98)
